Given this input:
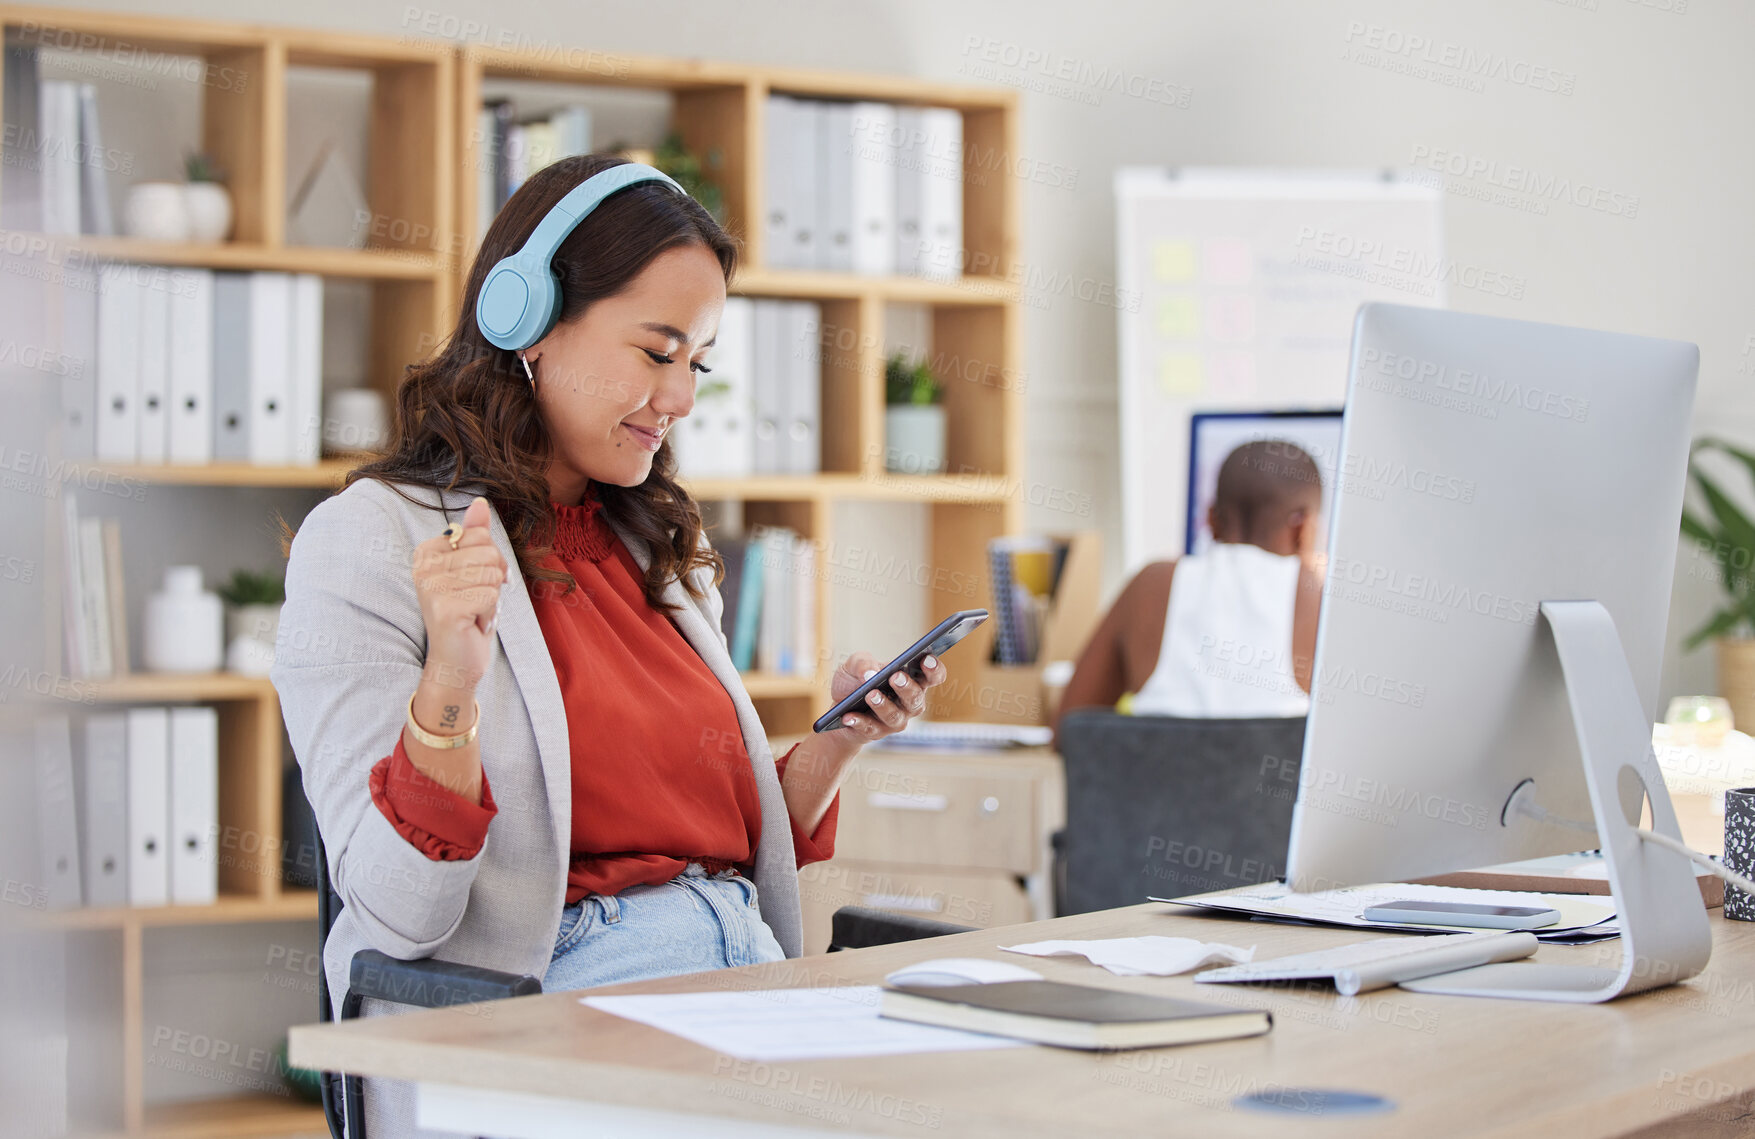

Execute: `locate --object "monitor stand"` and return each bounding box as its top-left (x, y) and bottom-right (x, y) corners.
top-left (1399, 601), bottom-right (1713, 1003)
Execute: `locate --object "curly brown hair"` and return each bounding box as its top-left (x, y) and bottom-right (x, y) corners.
top-left (345, 154), bottom-right (736, 610)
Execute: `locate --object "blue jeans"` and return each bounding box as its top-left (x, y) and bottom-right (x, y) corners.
top-left (543, 863), bottom-right (786, 992)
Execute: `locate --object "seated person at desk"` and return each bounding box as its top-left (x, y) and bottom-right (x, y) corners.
top-left (1054, 440), bottom-right (1323, 736)
top-left (272, 156), bottom-right (949, 1136)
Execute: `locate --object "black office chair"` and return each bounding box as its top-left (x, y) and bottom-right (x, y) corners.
top-left (828, 906), bottom-right (977, 951)
top-left (1052, 709), bottom-right (1308, 915)
top-left (314, 834), bottom-right (543, 1139)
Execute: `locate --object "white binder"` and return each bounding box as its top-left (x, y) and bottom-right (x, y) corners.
top-left (817, 102), bottom-right (854, 273)
top-left (33, 715), bottom-right (82, 910)
top-left (750, 300), bottom-right (783, 474)
top-left (136, 282), bottom-right (169, 463)
top-left (248, 272), bottom-right (293, 464)
top-left (763, 94), bottom-right (796, 268)
top-left (211, 272), bottom-right (252, 460)
top-left (38, 80), bottom-right (80, 235)
top-left (168, 706), bottom-right (218, 905)
top-left (58, 262), bottom-right (99, 460)
top-left (95, 262), bottom-right (140, 462)
top-left (791, 536), bottom-right (817, 678)
top-left (168, 268), bottom-right (215, 463)
top-left (289, 273), bottom-right (324, 464)
top-left (918, 107), bottom-right (965, 282)
top-left (77, 517), bottom-right (112, 678)
top-left (788, 99), bottom-right (821, 269)
top-left (893, 106), bottom-right (927, 276)
top-left (81, 713), bottom-right (128, 908)
top-left (675, 296), bottom-right (754, 478)
top-left (782, 301), bottom-right (821, 474)
top-left (848, 102), bottom-right (898, 276)
top-left (125, 706), bottom-right (169, 907)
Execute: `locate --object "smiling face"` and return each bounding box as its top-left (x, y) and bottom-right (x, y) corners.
top-left (525, 242), bottom-right (727, 503)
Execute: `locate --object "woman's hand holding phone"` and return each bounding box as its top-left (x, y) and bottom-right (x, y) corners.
top-left (828, 649), bottom-right (948, 741)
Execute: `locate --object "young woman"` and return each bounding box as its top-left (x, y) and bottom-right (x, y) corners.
top-left (271, 154), bottom-right (947, 1136)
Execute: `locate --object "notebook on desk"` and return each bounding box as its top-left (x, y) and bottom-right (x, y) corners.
top-left (880, 980), bottom-right (1271, 1050)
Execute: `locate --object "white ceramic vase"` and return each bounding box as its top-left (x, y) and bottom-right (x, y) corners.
top-left (320, 389), bottom-right (389, 455)
top-left (123, 182), bottom-right (190, 242)
top-left (142, 566), bottom-right (224, 673)
top-left (182, 181), bottom-right (233, 243)
top-left (884, 404), bottom-right (947, 474)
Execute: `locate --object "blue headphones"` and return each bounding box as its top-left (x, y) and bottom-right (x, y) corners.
top-left (474, 162), bottom-right (686, 352)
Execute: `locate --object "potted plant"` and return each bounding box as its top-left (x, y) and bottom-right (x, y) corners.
top-left (884, 352), bottom-right (946, 474)
top-left (1680, 437), bottom-right (1755, 729)
top-left (181, 152), bottom-right (233, 243)
top-left (218, 568), bottom-right (285, 676)
top-left (611, 132), bottom-right (725, 223)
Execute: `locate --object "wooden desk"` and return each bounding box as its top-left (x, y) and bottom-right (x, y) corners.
top-left (290, 901), bottom-right (1755, 1138)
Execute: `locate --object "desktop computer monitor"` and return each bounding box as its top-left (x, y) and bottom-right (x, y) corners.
top-left (1284, 302), bottom-right (1706, 1001)
top-left (1185, 410), bottom-right (1343, 557)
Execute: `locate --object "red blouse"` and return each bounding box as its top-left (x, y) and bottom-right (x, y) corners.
top-left (368, 488), bottom-right (837, 903)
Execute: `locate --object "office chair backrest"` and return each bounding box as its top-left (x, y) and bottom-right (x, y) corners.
top-left (1054, 709), bottom-right (1307, 914)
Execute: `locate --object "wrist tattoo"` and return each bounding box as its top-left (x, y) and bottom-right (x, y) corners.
top-left (440, 703), bottom-right (459, 729)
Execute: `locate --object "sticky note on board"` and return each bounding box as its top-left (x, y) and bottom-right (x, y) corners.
top-left (1157, 353), bottom-right (1204, 396)
top-left (1204, 239), bottom-right (1253, 286)
top-left (1154, 295), bottom-right (1200, 340)
top-left (1205, 295), bottom-right (1257, 344)
top-left (1209, 352), bottom-right (1257, 398)
top-left (1152, 241), bottom-right (1197, 283)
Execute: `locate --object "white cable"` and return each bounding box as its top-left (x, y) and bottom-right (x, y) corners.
top-left (1515, 796), bottom-right (1755, 897)
top-left (1635, 827), bottom-right (1755, 898)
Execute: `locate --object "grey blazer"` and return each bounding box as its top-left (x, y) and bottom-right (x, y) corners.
top-left (271, 477), bottom-right (804, 1138)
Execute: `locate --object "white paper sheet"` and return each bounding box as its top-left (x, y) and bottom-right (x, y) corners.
top-left (580, 986), bottom-right (1025, 1061)
top-left (1155, 882), bottom-right (1616, 939)
top-left (999, 936), bottom-right (1256, 977)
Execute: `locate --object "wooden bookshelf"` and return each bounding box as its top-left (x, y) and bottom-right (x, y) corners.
top-left (6, 7), bottom-right (1027, 1136)
top-left (40, 890), bottom-right (318, 932)
top-left (455, 45), bottom-right (1027, 723)
top-left (140, 1093), bottom-right (326, 1139)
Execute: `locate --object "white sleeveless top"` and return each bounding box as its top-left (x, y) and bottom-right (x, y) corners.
top-left (1130, 542), bottom-right (1310, 717)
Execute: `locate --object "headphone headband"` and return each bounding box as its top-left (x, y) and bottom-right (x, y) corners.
top-left (475, 162), bottom-right (686, 351)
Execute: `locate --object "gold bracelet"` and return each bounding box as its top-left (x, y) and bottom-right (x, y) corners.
top-left (405, 692), bottom-right (481, 749)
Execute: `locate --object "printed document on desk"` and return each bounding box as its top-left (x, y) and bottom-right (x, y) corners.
top-left (581, 986), bottom-right (1025, 1061)
top-left (1155, 881), bottom-right (1617, 941)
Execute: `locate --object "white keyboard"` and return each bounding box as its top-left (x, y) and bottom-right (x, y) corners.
top-left (1196, 931), bottom-right (1537, 995)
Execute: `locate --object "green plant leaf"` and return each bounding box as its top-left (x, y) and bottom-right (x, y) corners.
top-left (1690, 467), bottom-right (1755, 593)
top-left (1685, 605), bottom-right (1750, 652)
top-left (1680, 510), bottom-right (1714, 546)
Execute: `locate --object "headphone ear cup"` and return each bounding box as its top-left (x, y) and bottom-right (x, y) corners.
top-left (521, 271), bottom-right (561, 349)
top-left (476, 260), bottom-right (562, 351)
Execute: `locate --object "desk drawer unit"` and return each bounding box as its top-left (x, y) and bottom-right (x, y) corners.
top-left (796, 860), bottom-right (1034, 954)
top-left (834, 759), bottom-right (1041, 874)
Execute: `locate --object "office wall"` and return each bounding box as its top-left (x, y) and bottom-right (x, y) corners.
top-left (37, 0), bottom-right (1752, 703)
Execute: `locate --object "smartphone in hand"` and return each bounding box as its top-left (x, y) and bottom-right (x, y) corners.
top-left (812, 609), bottom-right (989, 732)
